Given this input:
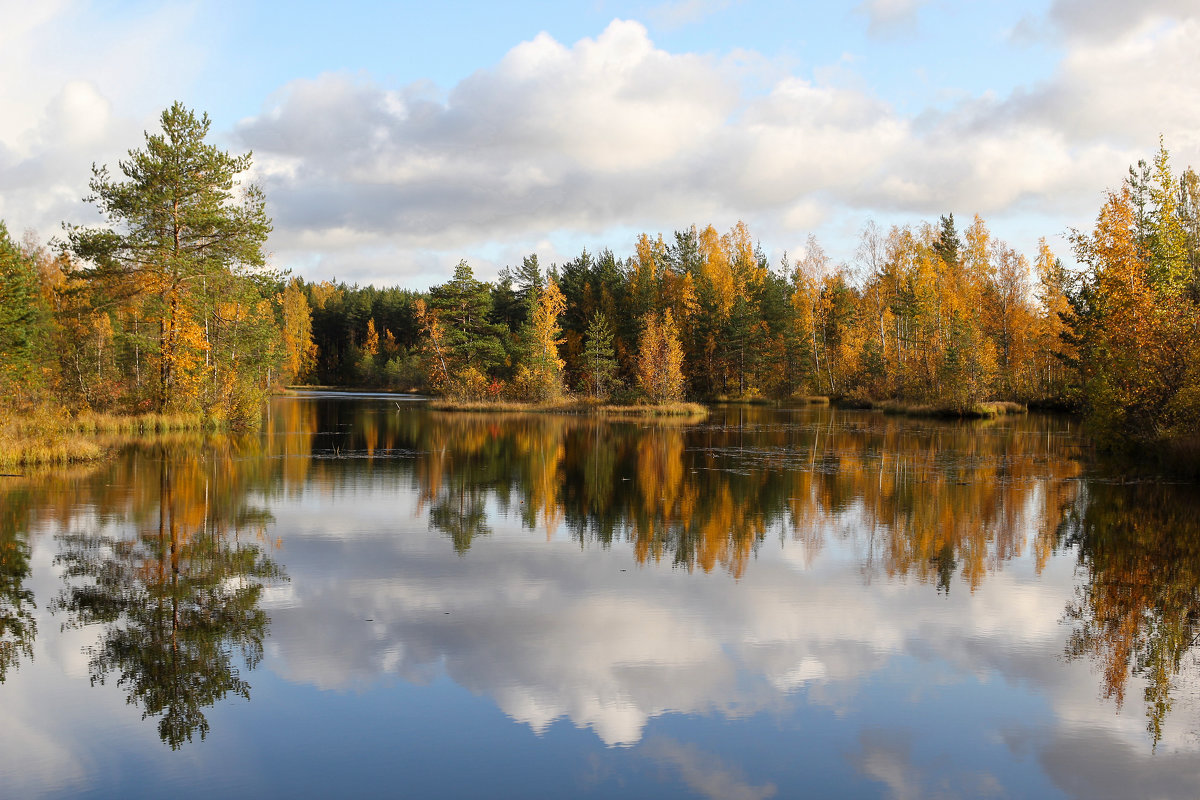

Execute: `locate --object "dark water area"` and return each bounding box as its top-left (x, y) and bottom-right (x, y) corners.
top-left (2, 396), bottom-right (1199, 798)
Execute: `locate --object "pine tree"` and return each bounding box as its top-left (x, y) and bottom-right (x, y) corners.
top-left (427, 261), bottom-right (507, 374)
top-left (1147, 139), bottom-right (1189, 294)
top-left (932, 213), bottom-right (961, 270)
top-left (67, 102), bottom-right (274, 417)
top-left (0, 222), bottom-right (50, 403)
top-left (582, 312), bottom-right (619, 400)
top-left (426, 261), bottom-right (506, 398)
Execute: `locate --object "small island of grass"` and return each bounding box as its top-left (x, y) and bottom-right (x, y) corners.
top-left (427, 398), bottom-right (708, 418)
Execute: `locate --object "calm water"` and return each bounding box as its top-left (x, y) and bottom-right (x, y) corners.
top-left (2, 396), bottom-right (1200, 798)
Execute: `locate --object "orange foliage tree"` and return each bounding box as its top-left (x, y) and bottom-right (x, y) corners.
top-left (636, 310), bottom-right (685, 403)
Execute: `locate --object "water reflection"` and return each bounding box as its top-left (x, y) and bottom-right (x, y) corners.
top-left (0, 487), bottom-right (36, 682)
top-left (254, 401), bottom-right (1197, 762)
top-left (1062, 481), bottom-right (1200, 748)
top-left (261, 404), bottom-right (1085, 745)
top-left (323, 404), bottom-right (1084, 586)
top-left (1, 397), bottom-right (1198, 798)
top-left (51, 441), bottom-right (285, 749)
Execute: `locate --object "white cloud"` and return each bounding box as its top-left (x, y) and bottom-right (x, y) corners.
top-left (1047, 0), bottom-right (1196, 43)
top-left (855, 0), bottom-right (929, 38)
top-left (238, 20), bottom-right (742, 258)
top-left (5, 6), bottom-right (1200, 285)
top-left (228, 13), bottom-right (1200, 283)
top-left (0, 0), bottom-right (205, 241)
top-left (1003, 17), bottom-right (1200, 154)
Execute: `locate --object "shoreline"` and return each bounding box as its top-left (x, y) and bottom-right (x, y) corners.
top-left (0, 410), bottom-right (215, 468)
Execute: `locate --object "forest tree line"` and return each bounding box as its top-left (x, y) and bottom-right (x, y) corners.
top-left (285, 141), bottom-right (1200, 450)
top-left (0, 104), bottom-right (1197, 450)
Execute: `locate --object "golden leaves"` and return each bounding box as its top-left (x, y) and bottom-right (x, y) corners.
top-left (636, 310), bottom-right (685, 403)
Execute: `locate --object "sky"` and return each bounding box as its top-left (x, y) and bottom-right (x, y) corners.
top-left (2, 0), bottom-right (1199, 288)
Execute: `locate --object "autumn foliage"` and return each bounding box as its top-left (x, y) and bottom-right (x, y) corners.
top-left (0, 104), bottom-right (315, 429)
top-left (2, 118), bottom-right (1198, 454)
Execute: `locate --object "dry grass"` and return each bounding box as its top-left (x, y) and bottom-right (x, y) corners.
top-left (979, 401), bottom-right (1028, 416)
top-left (69, 410), bottom-right (207, 434)
top-left (0, 408), bottom-right (210, 468)
top-left (593, 402), bottom-right (708, 418)
top-left (874, 399), bottom-right (1028, 419)
top-left (0, 430), bottom-right (104, 469)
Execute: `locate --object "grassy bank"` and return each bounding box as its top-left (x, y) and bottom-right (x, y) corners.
top-left (873, 400), bottom-right (1028, 419)
top-left (0, 409), bottom-right (210, 468)
top-left (427, 398), bottom-right (709, 418)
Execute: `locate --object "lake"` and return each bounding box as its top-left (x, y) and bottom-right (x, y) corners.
top-left (2, 395), bottom-right (1199, 798)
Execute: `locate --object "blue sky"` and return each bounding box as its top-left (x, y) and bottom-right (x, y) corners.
top-left (186, 1), bottom-right (1060, 123)
top-left (2, 0), bottom-right (1198, 287)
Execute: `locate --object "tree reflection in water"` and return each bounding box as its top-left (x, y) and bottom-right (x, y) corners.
top-left (405, 407), bottom-right (1081, 586)
top-left (1062, 481), bottom-right (1200, 748)
top-left (0, 486), bottom-right (36, 682)
top-left (11, 397), bottom-right (1197, 753)
top-left (398, 405), bottom-right (1200, 744)
top-left (53, 441), bottom-right (285, 749)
